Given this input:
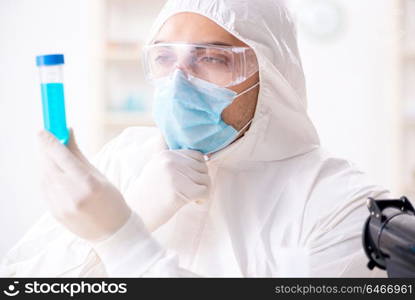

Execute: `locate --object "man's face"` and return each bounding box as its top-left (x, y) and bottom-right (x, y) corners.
top-left (153, 12), bottom-right (260, 132)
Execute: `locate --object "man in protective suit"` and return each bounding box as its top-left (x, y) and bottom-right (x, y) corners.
top-left (1, 0), bottom-right (389, 277)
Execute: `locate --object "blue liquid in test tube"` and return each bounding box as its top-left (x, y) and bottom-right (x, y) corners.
top-left (36, 54), bottom-right (69, 145)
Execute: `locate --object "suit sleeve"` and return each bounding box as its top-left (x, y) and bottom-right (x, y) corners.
top-left (91, 211), bottom-right (200, 277)
top-left (305, 168), bottom-right (391, 277)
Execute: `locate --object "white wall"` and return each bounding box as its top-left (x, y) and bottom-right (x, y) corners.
top-left (0, 0), bottom-right (98, 258)
top-left (291, 0), bottom-right (402, 193)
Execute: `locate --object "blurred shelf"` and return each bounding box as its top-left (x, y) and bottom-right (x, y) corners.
top-left (90, 0), bottom-right (165, 148)
top-left (104, 111), bottom-right (154, 126)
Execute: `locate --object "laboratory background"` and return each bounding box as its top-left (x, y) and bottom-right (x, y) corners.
top-left (0, 0), bottom-right (414, 258)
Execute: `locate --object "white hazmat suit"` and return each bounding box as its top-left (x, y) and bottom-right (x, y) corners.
top-left (1, 0), bottom-right (389, 277)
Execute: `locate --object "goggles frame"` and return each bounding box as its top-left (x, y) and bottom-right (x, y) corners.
top-left (142, 42), bottom-right (259, 87)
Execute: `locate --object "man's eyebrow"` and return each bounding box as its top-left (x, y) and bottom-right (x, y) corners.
top-left (152, 40), bottom-right (234, 46)
top-left (204, 41), bottom-right (233, 46)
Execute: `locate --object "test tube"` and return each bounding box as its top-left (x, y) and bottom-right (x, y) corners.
top-left (36, 54), bottom-right (69, 145)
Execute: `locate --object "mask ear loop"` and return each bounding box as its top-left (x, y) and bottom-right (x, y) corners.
top-left (204, 81), bottom-right (260, 159)
top-left (234, 81), bottom-right (260, 98)
top-left (203, 117), bottom-right (253, 159)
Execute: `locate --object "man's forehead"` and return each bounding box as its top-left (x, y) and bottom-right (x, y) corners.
top-left (153, 12), bottom-right (247, 47)
top-left (152, 40), bottom-right (234, 47)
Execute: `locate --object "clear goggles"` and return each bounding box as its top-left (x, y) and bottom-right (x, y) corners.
top-left (142, 42), bottom-right (259, 87)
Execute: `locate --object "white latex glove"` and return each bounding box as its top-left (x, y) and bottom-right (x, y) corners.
top-left (38, 129), bottom-right (132, 242)
top-left (124, 149), bottom-right (211, 232)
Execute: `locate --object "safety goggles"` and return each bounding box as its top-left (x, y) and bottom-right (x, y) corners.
top-left (142, 42), bottom-right (259, 87)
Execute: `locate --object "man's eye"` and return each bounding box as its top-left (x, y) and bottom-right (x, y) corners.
top-left (199, 56), bottom-right (227, 65)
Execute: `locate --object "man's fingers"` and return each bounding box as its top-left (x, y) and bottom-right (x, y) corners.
top-left (40, 150), bottom-right (63, 175)
top-left (163, 150), bottom-right (209, 174)
top-left (174, 162), bottom-right (210, 186)
top-left (67, 128), bottom-right (94, 167)
top-left (174, 171), bottom-right (210, 203)
top-left (38, 130), bottom-right (87, 177)
top-left (174, 149), bottom-right (206, 162)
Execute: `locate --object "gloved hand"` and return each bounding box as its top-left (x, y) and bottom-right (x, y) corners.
top-left (124, 149), bottom-right (211, 232)
top-left (38, 129), bottom-right (132, 242)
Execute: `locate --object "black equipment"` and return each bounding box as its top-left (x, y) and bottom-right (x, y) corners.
top-left (363, 196), bottom-right (415, 278)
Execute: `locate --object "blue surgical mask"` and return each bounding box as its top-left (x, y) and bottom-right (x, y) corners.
top-left (152, 69), bottom-right (259, 154)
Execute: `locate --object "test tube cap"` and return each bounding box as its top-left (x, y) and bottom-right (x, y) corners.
top-left (36, 54), bottom-right (65, 66)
